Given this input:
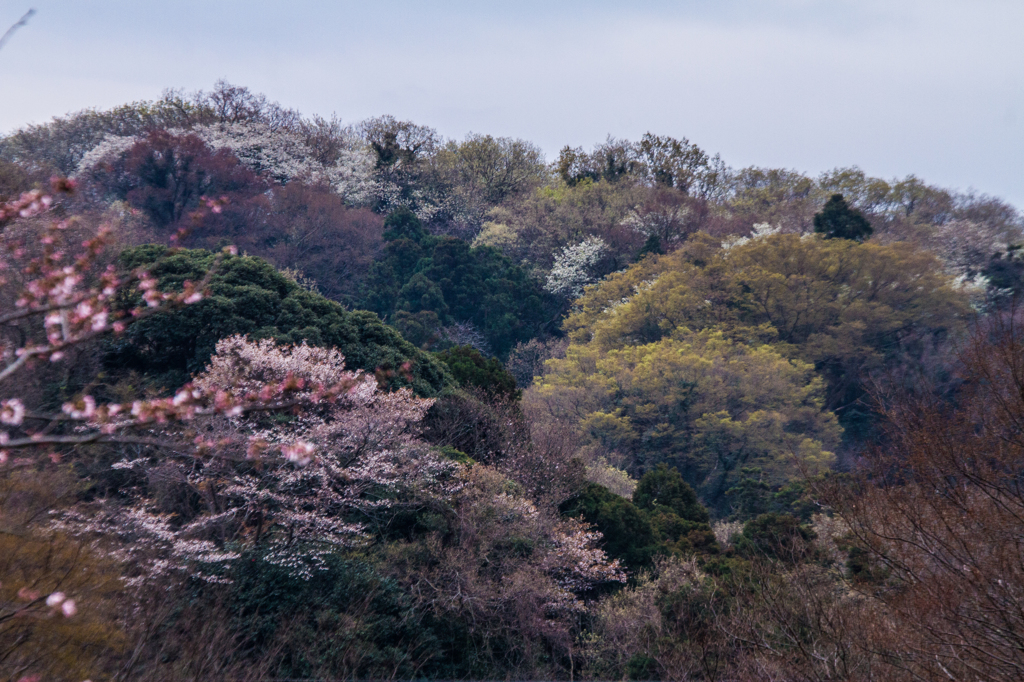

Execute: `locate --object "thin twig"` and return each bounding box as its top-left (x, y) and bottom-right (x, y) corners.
top-left (0, 9), bottom-right (35, 52)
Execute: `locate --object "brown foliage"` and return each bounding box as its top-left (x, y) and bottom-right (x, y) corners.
top-left (822, 305), bottom-right (1024, 681)
top-left (423, 388), bottom-right (584, 506)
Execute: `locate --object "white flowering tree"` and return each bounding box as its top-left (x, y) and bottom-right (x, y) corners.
top-left (721, 220), bottom-right (785, 249)
top-left (544, 237), bottom-right (609, 300)
top-left (70, 335), bottom-right (459, 581)
top-left (189, 121), bottom-right (377, 205)
top-left (73, 121), bottom-right (378, 207)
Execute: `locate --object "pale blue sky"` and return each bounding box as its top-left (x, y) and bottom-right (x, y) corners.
top-left (1, 1), bottom-right (1021, 207)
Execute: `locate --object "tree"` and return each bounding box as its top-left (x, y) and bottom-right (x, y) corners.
top-left (560, 483), bottom-right (659, 573)
top-left (562, 232), bottom-right (968, 438)
top-left (620, 186), bottom-right (702, 249)
top-left (544, 237), bottom-right (609, 300)
top-left (530, 330), bottom-right (840, 513)
top-left (633, 464), bottom-right (708, 524)
top-left (0, 158), bottom-right (30, 202)
top-left (380, 465), bottom-right (624, 679)
top-left (188, 119), bottom-right (375, 204)
top-left (725, 166), bottom-right (819, 234)
top-left (820, 308), bottom-right (1024, 681)
top-left (638, 133), bottom-right (727, 202)
top-left (734, 512), bottom-right (815, 563)
top-left (813, 193), bottom-right (873, 241)
top-left (434, 345), bottom-right (520, 400)
top-left (436, 133), bottom-right (547, 207)
top-left (556, 138), bottom-right (641, 187)
top-left (109, 244), bottom-right (453, 396)
top-left (505, 337), bottom-right (568, 389)
top-left (225, 181), bottom-right (384, 304)
top-left (361, 210), bottom-right (555, 358)
top-left (82, 129), bottom-right (264, 231)
top-left (74, 335), bottom-right (457, 581)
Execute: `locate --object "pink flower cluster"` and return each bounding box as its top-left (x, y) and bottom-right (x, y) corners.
top-left (0, 184), bottom-right (242, 460)
top-left (0, 188), bottom-right (54, 224)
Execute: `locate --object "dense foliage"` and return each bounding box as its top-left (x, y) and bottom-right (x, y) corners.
top-left (110, 244), bottom-right (452, 395)
top-left (3, 81), bottom-right (1024, 682)
top-left (561, 465), bottom-right (717, 573)
top-left (556, 233), bottom-right (967, 439)
top-left (361, 209), bottom-right (556, 357)
top-left (434, 344), bottom-right (521, 400)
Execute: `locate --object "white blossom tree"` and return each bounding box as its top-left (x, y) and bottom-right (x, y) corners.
top-left (71, 335), bottom-right (459, 580)
top-left (544, 237), bottom-right (609, 300)
top-left (189, 121), bottom-right (376, 205)
top-left (73, 120), bottom-right (378, 207)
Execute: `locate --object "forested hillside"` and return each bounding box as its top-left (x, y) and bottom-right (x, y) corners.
top-left (3, 81), bottom-right (1024, 681)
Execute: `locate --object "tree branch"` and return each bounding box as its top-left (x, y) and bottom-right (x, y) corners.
top-left (0, 9), bottom-right (34, 52)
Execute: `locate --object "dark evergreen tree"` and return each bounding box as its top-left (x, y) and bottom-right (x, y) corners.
top-left (434, 345), bottom-right (521, 400)
top-left (361, 210), bottom-right (557, 357)
top-left (633, 464), bottom-right (710, 524)
top-left (983, 244), bottom-right (1024, 300)
top-left (559, 483), bottom-right (659, 573)
top-left (637, 233), bottom-right (664, 259)
top-left (813, 193), bottom-right (873, 241)
top-left (109, 245), bottom-right (453, 396)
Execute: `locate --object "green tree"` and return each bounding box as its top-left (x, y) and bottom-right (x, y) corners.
top-left (560, 483), bottom-right (659, 573)
top-left (561, 472), bottom-right (719, 573)
top-left (531, 330), bottom-right (840, 513)
top-left (435, 345), bottom-right (521, 400)
top-left (813, 193), bottom-right (873, 241)
top-left (633, 464), bottom-right (709, 524)
top-left (362, 210), bottom-right (555, 357)
top-left (561, 232), bottom-right (968, 438)
top-left (110, 245), bottom-right (453, 395)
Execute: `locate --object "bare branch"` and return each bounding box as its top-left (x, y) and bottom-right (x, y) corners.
top-left (0, 9), bottom-right (34, 52)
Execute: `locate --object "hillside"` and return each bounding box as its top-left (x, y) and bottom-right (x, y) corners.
top-left (2, 82), bottom-right (1024, 682)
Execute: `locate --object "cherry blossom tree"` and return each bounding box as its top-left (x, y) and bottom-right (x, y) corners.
top-left (0, 184), bottom-right (356, 462)
top-left (67, 335), bottom-right (460, 581)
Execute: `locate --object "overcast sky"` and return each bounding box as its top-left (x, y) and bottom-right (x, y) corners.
top-left (1, 0), bottom-right (1021, 208)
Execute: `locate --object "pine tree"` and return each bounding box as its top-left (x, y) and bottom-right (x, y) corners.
top-left (813, 193), bottom-right (873, 241)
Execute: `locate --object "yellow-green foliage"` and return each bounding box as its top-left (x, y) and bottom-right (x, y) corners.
top-left (534, 232), bottom-right (967, 510)
top-left (562, 232), bottom-right (968, 437)
top-left (531, 329), bottom-right (840, 509)
top-left (567, 233), bottom-right (966, 359)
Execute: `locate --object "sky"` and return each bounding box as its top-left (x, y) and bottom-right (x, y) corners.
top-left (1, 0), bottom-right (1022, 208)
